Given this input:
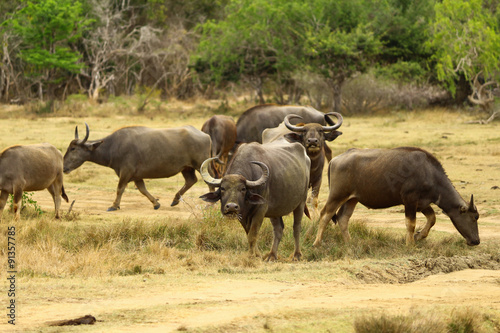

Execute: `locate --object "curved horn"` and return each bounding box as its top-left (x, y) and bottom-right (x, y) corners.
top-left (81, 122), bottom-right (90, 144)
top-left (322, 112), bottom-right (343, 131)
top-left (284, 114), bottom-right (306, 132)
top-left (200, 157), bottom-right (222, 187)
top-left (245, 161), bottom-right (270, 188)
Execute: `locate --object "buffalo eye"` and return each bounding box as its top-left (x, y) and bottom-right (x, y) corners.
top-left (240, 187), bottom-right (246, 193)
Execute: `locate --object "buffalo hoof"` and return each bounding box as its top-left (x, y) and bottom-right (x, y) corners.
top-left (154, 203), bottom-right (161, 210)
top-left (292, 252), bottom-right (302, 261)
top-left (107, 206), bottom-right (120, 211)
top-left (264, 252), bottom-right (278, 262)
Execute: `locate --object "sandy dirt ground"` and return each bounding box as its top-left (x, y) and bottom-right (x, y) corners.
top-left (2, 180), bottom-right (499, 333)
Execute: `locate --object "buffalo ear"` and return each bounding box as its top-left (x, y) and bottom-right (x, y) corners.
top-left (284, 132), bottom-right (302, 143)
top-left (324, 130), bottom-right (342, 142)
top-left (200, 191), bottom-right (221, 203)
top-left (88, 141), bottom-right (103, 151)
top-left (247, 193), bottom-right (266, 205)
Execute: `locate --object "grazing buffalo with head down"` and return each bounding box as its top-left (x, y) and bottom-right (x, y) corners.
top-left (236, 104), bottom-right (335, 161)
top-left (201, 115), bottom-right (237, 178)
top-left (262, 113), bottom-right (343, 210)
top-left (200, 140), bottom-right (311, 260)
top-left (0, 143), bottom-right (68, 220)
top-left (313, 147), bottom-right (480, 247)
top-left (63, 124), bottom-right (211, 211)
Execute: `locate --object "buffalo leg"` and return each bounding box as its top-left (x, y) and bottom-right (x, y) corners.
top-left (414, 206), bottom-right (436, 241)
top-left (313, 198), bottom-right (344, 247)
top-left (291, 203), bottom-right (305, 260)
top-left (309, 181), bottom-right (321, 213)
top-left (134, 180), bottom-right (160, 210)
top-left (109, 177), bottom-right (130, 211)
top-left (171, 167), bottom-right (197, 206)
top-left (47, 184), bottom-right (62, 219)
top-left (404, 205), bottom-right (417, 245)
top-left (13, 187), bottom-right (23, 220)
top-left (247, 210), bottom-right (266, 258)
top-left (336, 199), bottom-right (358, 242)
top-left (0, 190), bottom-right (9, 221)
top-left (265, 217), bottom-right (284, 261)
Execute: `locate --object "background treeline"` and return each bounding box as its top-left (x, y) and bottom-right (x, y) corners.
top-left (0, 0), bottom-right (499, 114)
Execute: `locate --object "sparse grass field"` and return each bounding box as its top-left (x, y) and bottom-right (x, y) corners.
top-left (0, 97), bottom-right (499, 332)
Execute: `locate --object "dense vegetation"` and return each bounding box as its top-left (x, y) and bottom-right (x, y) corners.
top-left (0, 0), bottom-right (499, 113)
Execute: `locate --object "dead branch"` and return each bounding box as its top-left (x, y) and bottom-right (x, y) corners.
top-left (466, 111), bottom-right (500, 124)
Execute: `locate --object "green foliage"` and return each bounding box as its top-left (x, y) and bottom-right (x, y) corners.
top-left (375, 61), bottom-right (428, 84)
top-left (193, 0), bottom-right (305, 84)
top-left (6, 0), bottom-right (93, 93)
top-left (428, 0), bottom-right (500, 96)
top-left (8, 192), bottom-right (43, 217)
top-left (374, 0), bottom-right (435, 62)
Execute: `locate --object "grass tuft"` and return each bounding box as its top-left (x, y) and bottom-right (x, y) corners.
top-left (354, 307), bottom-right (490, 333)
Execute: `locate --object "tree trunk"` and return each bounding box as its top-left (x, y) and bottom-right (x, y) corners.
top-left (328, 78), bottom-right (344, 113)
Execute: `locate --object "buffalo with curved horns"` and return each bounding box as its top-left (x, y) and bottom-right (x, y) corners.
top-left (313, 147), bottom-right (480, 247)
top-left (200, 140), bottom-right (311, 260)
top-left (263, 112), bottom-right (343, 211)
top-left (236, 104), bottom-right (337, 161)
top-left (63, 123), bottom-right (211, 211)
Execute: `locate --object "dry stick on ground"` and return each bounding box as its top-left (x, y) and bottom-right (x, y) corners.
top-left (466, 110), bottom-right (500, 124)
top-left (46, 314), bottom-right (96, 326)
top-left (67, 200), bottom-right (76, 214)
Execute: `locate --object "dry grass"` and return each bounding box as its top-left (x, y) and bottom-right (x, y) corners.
top-left (0, 98), bottom-right (499, 332)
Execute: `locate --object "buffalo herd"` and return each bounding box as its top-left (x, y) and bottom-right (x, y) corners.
top-left (0, 103), bottom-right (479, 259)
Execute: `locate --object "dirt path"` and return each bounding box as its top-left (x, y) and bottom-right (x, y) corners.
top-left (5, 269), bottom-right (500, 332)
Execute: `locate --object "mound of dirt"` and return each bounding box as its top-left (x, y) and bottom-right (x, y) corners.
top-left (347, 254), bottom-right (500, 284)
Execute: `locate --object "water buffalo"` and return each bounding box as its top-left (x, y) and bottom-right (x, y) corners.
top-left (313, 147), bottom-right (480, 247)
top-left (262, 113), bottom-right (343, 211)
top-left (200, 140), bottom-right (311, 260)
top-left (0, 143), bottom-right (68, 220)
top-left (236, 104), bottom-right (335, 161)
top-left (201, 115), bottom-right (237, 178)
top-left (63, 123), bottom-right (211, 211)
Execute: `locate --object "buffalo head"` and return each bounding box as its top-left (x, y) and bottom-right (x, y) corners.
top-left (200, 157), bottom-right (269, 218)
top-left (283, 113), bottom-right (343, 155)
top-left (447, 194), bottom-right (480, 246)
top-left (63, 123), bottom-right (103, 173)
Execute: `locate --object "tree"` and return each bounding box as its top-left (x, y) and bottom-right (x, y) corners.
top-left (194, 0), bottom-right (383, 110)
top-left (193, 0), bottom-right (308, 103)
top-left (428, 0), bottom-right (500, 109)
top-left (7, 0), bottom-right (92, 101)
top-left (303, 0), bottom-right (382, 112)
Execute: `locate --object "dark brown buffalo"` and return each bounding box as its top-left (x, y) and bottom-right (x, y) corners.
top-left (201, 115), bottom-right (237, 178)
top-left (313, 147), bottom-right (480, 247)
top-left (262, 113), bottom-right (343, 210)
top-left (0, 143), bottom-right (68, 220)
top-left (236, 104), bottom-right (336, 161)
top-left (63, 124), bottom-right (211, 211)
top-left (200, 140), bottom-right (311, 260)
